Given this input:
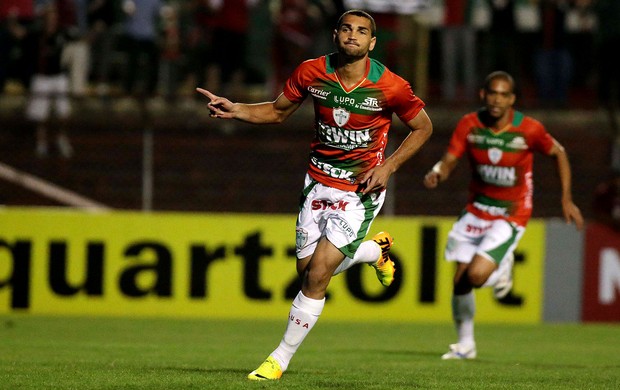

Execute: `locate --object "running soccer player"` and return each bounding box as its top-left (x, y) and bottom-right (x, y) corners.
top-left (197, 9), bottom-right (432, 380)
top-left (423, 70), bottom-right (583, 359)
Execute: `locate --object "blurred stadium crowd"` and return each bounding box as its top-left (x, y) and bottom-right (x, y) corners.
top-left (0, 0), bottom-right (618, 217)
top-left (1, 0), bottom-right (617, 108)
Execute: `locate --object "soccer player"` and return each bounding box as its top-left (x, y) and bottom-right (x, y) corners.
top-left (423, 71), bottom-right (584, 359)
top-left (197, 9), bottom-right (432, 380)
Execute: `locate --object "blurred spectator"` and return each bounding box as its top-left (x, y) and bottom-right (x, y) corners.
top-left (564, 0), bottom-right (595, 93)
top-left (25, 4), bottom-right (73, 158)
top-left (209, 0), bottom-right (258, 97)
top-left (591, 0), bottom-right (620, 134)
top-left (182, 0), bottom-right (215, 101)
top-left (307, 0), bottom-right (345, 58)
top-left (159, 2), bottom-right (180, 101)
top-left (481, 0), bottom-right (519, 80)
top-left (0, 0), bottom-right (36, 93)
top-left (440, 0), bottom-right (477, 102)
top-left (270, 0), bottom-right (320, 97)
top-left (55, 0), bottom-right (91, 98)
top-left (593, 173), bottom-right (620, 231)
top-left (533, 0), bottom-right (573, 106)
top-left (181, 0), bottom-right (257, 102)
top-left (87, 0), bottom-right (117, 98)
top-left (321, 0), bottom-right (346, 29)
top-left (367, 11), bottom-right (399, 70)
top-left (120, 0), bottom-right (165, 98)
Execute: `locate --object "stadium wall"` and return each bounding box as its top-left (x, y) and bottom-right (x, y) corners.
top-left (544, 220), bottom-right (584, 322)
top-left (0, 208), bottom-right (617, 323)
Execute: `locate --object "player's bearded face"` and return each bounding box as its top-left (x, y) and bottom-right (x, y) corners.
top-left (334, 16), bottom-right (376, 58)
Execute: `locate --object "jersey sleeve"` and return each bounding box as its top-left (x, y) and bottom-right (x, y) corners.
top-left (526, 118), bottom-right (555, 154)
top-left (446, 115), bottom-right (473, 158)
top-left (386, 73), bottom-right (425, 123)
top-left (282, 60), bottom-right (312, 104)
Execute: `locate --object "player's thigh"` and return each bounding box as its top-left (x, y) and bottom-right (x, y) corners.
top-left (444, 212), bottom-right (490, 264)
top-left (324, 190), bottom-right (384, 259)
top-left (477, 219), bottom-right (524, 265)
top-left (468, 253), bottom-right (499, 284)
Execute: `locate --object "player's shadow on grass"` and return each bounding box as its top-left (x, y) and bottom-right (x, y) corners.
top-left (157, 367), bottom-right (248, 374)
top-left (474, 360), bottom-right (620, 369)
top-left (371, 350), bottom-right (620, 370)
top-left (342, 348), bottom-right (441, 359)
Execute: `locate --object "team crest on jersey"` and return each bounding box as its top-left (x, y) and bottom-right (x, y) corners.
top-left (488, 147), bottom-right (503, 164)
top-left (333, 107), bottom-right (350, 127)
top-left (296, 227), bottom-right (308, 249)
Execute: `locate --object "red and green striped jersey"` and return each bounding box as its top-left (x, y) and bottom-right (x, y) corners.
top-left (447, 109), bottom-right (555, 226)
top-left (283, 53), bottom-right (425, 192)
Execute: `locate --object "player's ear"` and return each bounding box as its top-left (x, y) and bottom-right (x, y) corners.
top-left (369, 36), bottom-right (376, 52)
top-left (479, 88), bottom-right (485, 101)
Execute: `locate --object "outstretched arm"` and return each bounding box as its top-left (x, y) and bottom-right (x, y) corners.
top-left (423, 152), bottom-right (459, 189)
top-left (548, 140), bottom-right (584, 230)
top-left (359, 109), bottom-right (433, 195)
top-left (196, 88), bottom-right (301, 124)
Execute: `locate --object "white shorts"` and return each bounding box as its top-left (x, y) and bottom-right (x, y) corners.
top-left (295, 174), bottom-right (385, 259)
top-left (445, 211), bottom-right (525, 265)
top-left (26, 74), bottom-right (71, 122)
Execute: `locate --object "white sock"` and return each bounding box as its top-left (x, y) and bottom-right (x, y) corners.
top-left (452, 292), bottom-right (475, 347)
top-left (270, 291), bottom-right (325, 372)
top-left (332, 240), bottom-right (380, 275)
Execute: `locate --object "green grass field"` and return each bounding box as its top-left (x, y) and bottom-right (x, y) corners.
top-left (1, 315), bottom-right (618, 389)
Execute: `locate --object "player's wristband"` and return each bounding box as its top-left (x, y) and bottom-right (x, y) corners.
top-left (431, 162), bottom-right (445, 182)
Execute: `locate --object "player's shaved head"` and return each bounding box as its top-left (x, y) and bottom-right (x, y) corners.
top-left (484, 71), bottom-right (515, 92)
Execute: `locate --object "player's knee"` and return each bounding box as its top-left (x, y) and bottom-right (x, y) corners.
top-left (304, 265), bottom-right (331, 289)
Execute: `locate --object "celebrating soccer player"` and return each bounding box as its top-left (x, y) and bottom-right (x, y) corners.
top-left (197, 9), bottom-right (432, 380)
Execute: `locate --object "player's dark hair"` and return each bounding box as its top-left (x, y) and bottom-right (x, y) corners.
top-left (336, 10), bottom-right (376, 37)
top-left (483, 71), bottom-right (515, 92)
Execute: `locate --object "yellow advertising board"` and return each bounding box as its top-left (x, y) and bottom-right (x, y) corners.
top-left (0, 208), bottom-right (544, 322)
